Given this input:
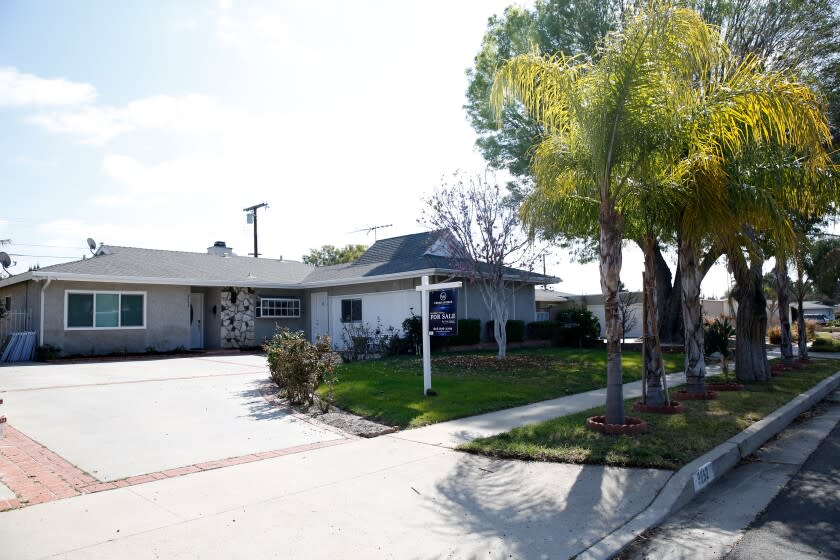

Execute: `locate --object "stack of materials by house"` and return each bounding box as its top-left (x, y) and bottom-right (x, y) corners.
top-left (1, 331), bottom-right (36, 362)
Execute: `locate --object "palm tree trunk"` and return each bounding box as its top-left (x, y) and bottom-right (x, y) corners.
top-left (734, 258), bottom-right (771, 382)
top-left (643, 235), bottom-right (668, 405)
top-left (679, 237), bottom-right (707, 394)
top-left (775, 260), bottom-right (794, 366)
top-left (795, 258), bottom-right (809, 360)
top-left (797, 298), bottom-right (808, 360)
top-left (601, 204), bottom-right (625, 425)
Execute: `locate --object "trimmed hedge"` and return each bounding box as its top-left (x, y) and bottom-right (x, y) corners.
top-left (449, 319), bottom-right (481, 346)
top-left (486, 320), bottom-right (525, 343)
top-left (527, 320), bottom-right (555, 340)
top-left (811, 337), bottom-right (840, 352)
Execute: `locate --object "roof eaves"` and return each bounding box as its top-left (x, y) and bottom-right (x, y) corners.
top-left (0, 271), bottom-right (34, 289)
top-left (30, 272), bottom-right (304, 289)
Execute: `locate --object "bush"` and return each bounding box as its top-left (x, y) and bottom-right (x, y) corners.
top-left (554, 306), bottom-right (601, 347)
top-left (35, 344), bottom-right (61, 362)
top-left (811, 337), bottom-right (840, 352)
top-left (527, 320), bottom-right (555, 340)
top-left (767, 325), bottom-right (782, 344)
top-left (449, 319), bottom-right (481, 345)
top-left (704, 317), bottom-right (734, 358)
top-left (486, 320), bottom-right (525, 343)
top-left (265, 329), bottom-right (337, 407)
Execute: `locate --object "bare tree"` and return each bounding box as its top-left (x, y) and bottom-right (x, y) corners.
top-left (617, 282), bottom-right (639, 345)
top-left (420, 171), bottom-right (542, 359)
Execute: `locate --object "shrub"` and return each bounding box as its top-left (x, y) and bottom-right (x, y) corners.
top-left (265, 329), bottom-right (337, 407)
top-left (555, 306), bottom-right (601, 347)
top-left (34, 344), bottom-right (61, 362)
top-left (402, 313), bottom-right (423, 355)
top-left (449, 319), bottom-right (481, 345)
top-left (791, 320), bottom-right (818, 343)
top-left (811, 337), bottom-right (840, 352)
top-left (767, 325), bottom-right (782, 344)
top-left (527, 320), bottom-right (555, 340)
top-left (486, 320), bottom-right (525, 343)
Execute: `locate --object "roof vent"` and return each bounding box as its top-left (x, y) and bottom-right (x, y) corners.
top-left (207, 241), bottom-right (235, 257)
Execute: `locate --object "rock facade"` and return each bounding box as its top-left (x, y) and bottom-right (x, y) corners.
top-left (221, 287), bottom-right (255, 349)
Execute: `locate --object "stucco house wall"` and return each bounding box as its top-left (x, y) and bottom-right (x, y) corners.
top-left (253, 288), bottom-right (307, 344)
top-left (42, 280), bottom-right (191, 355)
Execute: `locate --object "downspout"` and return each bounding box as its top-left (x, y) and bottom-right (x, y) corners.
top-left (39, 277), bottom-right (52, 346)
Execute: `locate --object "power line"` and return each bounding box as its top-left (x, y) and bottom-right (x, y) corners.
top-left (7, 253), bottom-right (80, 259)
top-left (9, 243), bottom-right (87, 250)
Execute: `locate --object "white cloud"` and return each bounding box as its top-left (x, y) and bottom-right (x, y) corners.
top-left (29, 94), bottom-right (245, 144)
top-left (0, 67), bottom-right (97, 107)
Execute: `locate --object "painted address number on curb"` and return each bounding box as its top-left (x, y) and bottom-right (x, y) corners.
top-left (693, 461), bottom-right (715, 492)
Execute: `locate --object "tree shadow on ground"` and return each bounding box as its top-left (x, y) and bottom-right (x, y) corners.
top-left (412, 449), bottom-right (669, 559)
top-left (232, 377), bottom-right (293, 422)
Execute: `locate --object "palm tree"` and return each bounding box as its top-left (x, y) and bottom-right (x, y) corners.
top-left (495, 1), bottom-right (836, 413)
top-left (492, 2), bottom-right (728, 424)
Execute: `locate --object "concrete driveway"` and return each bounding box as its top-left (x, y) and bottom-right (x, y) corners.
top-left (0, 355), bottom-right (344, 482)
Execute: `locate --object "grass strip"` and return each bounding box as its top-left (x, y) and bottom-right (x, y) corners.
top-left (318, 347), bottom-right (684, 429)
top-left (458, 360), bottom-right (839, 470)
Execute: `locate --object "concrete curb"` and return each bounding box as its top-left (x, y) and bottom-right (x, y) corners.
top-left (577, 370), bottom-right (840, 560)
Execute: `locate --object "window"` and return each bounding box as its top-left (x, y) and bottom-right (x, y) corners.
top-left (65, 291), bottom-right (145, 329)
top-left (256, 297), bottom-right (301, 318)
top-left (341, 299), bottom-right (362, 323)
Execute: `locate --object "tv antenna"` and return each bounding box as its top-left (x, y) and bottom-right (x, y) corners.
top-left (348, 224), bottom-right (392, 241)
top-left (0, 252), bottom-right (14, 276)
top-left (243, 202), bottom-right (268, 258)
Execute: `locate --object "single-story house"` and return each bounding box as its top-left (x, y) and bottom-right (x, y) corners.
top-left (0, 230), bottom-right (557, 356)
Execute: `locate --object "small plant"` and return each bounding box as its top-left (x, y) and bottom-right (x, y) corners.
top-left (811, 337), bottom-right (840, 352)
top-left (145, 346), bottom-right (159, 354)
top-left (265, 328), bottom-right (337, 407)
top-left (705, 316), bottom-right (735, 381)
top-left (767, 325), bottom-right (782, 344)
top-left (402, 311), bottom-right (423, 355)
top-left (35, 344), bottom-right (61, 362)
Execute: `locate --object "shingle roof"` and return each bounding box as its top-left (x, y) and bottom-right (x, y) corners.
top-left (38, 246), bottom-right (314, 285)
top-left (15, 231), bottom-right (557, 288)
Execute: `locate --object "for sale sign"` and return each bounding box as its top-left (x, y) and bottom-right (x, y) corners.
top-left (429, 289), bottom-right (458, 336)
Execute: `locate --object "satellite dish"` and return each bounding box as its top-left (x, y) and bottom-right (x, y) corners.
top-left (87, 238), bottom-right (97, 254)
top-left (0, 251), bottom-right (13, 276)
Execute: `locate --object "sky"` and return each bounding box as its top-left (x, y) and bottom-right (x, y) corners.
top-left (0, 0), bottom-right (738, 298)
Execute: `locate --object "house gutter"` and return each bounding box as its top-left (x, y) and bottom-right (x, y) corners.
top-left (39, 277), bottom-right (52, 345)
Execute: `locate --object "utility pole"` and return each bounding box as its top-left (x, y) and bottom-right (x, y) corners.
top-left (243, 202), bottom-right (268, 258)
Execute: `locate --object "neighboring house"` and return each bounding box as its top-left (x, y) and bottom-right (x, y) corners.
top-left (534, 289), bottom-right (572, 321)
top-left (797, 301), bottom-right (835, 324)
top-left (0, 231), bottom-right (556, 356)
top-left (541, 291), bottom-right (644, 339)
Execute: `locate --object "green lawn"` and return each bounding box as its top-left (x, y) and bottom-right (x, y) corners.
top-left (317, 347), bottom-right (684, 428)
top-left (459, 359), bottom-right (839, 470)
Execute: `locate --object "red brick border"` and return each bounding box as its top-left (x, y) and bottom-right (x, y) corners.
top-left (0, 424), bottom-right (349, 512)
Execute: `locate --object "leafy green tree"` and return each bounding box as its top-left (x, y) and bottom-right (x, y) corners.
top-left (302, 244), bottom-right (367, 266)
top-left (492, 2), bottom-right (734, 423)
top-left (807, 237), bottom-right (840, 303)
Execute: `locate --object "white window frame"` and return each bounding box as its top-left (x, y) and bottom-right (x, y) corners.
top-left (257, 297), bottom-right (301, 319)
top-left (64, 290), bottom-right (147, 330)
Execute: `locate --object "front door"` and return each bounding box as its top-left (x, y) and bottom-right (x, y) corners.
top-left (311, 291), bottom-right (329, 343)
top-left (190, 293), bottom-right (204, 349)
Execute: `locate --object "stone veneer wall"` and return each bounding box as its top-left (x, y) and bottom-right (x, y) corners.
top-left (220, 287), bottom-right (256, 349)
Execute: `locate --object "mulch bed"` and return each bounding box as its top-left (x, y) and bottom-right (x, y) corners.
top-left (632, 400), bottom-right (684, 413)
top-left (585, 415), bottom-right (647, 435)
top-left (672, 389), bottom-right (719, 400)
top-left (432, 354), bottom-right (574, 372)
top-left (706, 382), bottom-right (744, 391)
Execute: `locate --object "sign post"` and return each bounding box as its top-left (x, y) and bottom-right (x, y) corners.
top-left (416, 275), bottom-right (462, 396)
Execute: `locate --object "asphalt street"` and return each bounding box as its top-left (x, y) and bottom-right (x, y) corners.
top-left (727, 421), bottom-right (840, 560)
